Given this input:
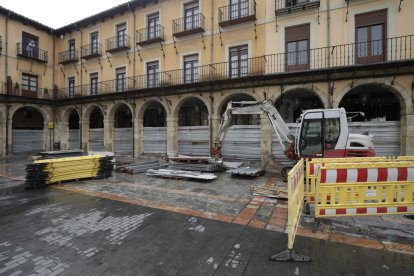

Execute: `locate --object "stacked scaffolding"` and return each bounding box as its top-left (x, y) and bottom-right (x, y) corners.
top-left (25, 155), bottom-right (114, 188)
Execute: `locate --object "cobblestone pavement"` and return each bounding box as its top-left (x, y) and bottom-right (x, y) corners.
top-left (1, 189), bottom-right (413, 275)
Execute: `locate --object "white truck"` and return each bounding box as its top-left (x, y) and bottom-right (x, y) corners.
top-left (212, 100), bottom-right (375, 180)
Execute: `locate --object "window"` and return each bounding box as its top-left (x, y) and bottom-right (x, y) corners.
top-left (147, 13), bottom-right (160, 40)
top-left (230, 0), bottom-right (249, 20)
top-left (22, 73), bottom-right (38, 92)
top-left (287, 0), bottom-right (309, 7)
top-left (285, 24), bottom-right (310, 71)
top-left (90, 32), bottom-right (99, 54)
top-left (116, 67), bottom-right (126, 92)
top-left (184, 2), bottom-right (199, 30)
top-left (68, 77), bottom-right (75, 98)
top-left (68, 39), bottom-right (76, 59)
top-left (355, 9), bottom-right (387, 64)
top-left (22, 32), bottom-right (39, 59)
top-left (184, 54), bottom-right (199, 84)
top-left (147, 61), bottom-right (159, 88)
top-left (116, 23), bottom-right (127, 47)
top-left (229, 45), bottom-right (248, 78)
top-left (90, 73), bottom-right (98, 95)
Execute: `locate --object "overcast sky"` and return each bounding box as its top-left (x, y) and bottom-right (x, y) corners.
top-left (1, 0), bottom-right (130, 28)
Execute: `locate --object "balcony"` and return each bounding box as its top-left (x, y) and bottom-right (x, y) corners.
top-left (80, 43), bottom-right (102, 59)
top-left (58, 50), bottom-right (79, 65)
top-left (136, 25), bottom-right (165, 46)
top-left (1, 83), bottom-right (51, 99)
top-left (219, 0), bottom-right (256, 28)
top-left (275, 0), bottom-right (320, 15)
top-left (106, 35), bottom-right (131, 53)
top-left (32, 35), bottom-right (414, 101)
top-left (16, 42), bottom-right (48, 63)
top-left (173, 14), bottom-right (205, 38)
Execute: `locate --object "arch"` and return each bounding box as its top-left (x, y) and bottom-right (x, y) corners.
top-left (9, 104), bottom-right (51, 124)
top-left (12, 107), bottom-right (45, 129)
top-left (215, 91), bottom-right (261, 116)
top-left (107, 102), bottom-right (135, 122)
top-left (137, 98), bottom-right (167, 120)
top-left (82, 104), bottom-right (104, 124)
top-left (61, 106), bottom-right (81, 124)
top-left (141, 100), bottom-right (168, 127)
top-left (176, 97), bottom-right (210, 126)
top-left (172, 95), bottom-right (211, 120)
top-left (68, 110), bottom-right (80, 130)
top-left (274, 88), bottom-right (324, 123)
top-left (113, 104), bottom-right (133, 128)
top-left (335, 78), bottom-right (409, 114)
top-left (89, 107), bottom-right (104, 129)
top-left (338, 83), bottom-right (403, 121)
top-left (217, 93), bottom-right (260, 125)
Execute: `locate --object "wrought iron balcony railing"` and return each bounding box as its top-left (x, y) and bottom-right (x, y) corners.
top-left (275, 0), bottom-right (320, 15)
top-left (0, 82), bottom-right (52, 99)
top-left (4, 35), bottom-right (412, 101)
top-left (219, 0), bottom-right (256, 27)
top-left (58, 50), bottom-right (79, 65)
top-left (173, 13), bottom-right (205, 38)
top-left (106, 34), bottom-right (131, 53)
top-left (16, 42), bottom-right (48, 63)
top-left (81, 43), bottom-right (102, 59)
top-left (136, 25), bottom-right (165, 46)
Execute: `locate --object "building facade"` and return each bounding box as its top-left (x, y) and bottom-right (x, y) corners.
top-left (0, 0), bottom-right (413, 160)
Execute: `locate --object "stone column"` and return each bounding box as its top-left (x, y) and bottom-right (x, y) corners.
top-left (81, 120), bottom-right (89, 152)
top-left (400, 114), bottom-right (414, 155)
top-left (260, 114), bottom-right (273, 162)
top-left (104, 119), bottom-right (114, 152)
top-left (166, 116), bottom-right (178, 157)
top-left (134, 118), bottom-right (144, 157)
top-left (55, 122), bottom-right (68, 150)
top-left (6, 112), bottom-right (12, 154)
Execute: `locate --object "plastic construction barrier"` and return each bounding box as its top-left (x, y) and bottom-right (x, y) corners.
top-left (270, 159), bottom-right (311, 262)
top-left (25, 155), bottom-right (114, 188)
top-left (305, 157), bottom-right (390, 203)
top-left (314, 162), bottom-right (414, 218)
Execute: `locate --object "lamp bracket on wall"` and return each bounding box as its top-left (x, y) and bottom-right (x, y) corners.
top-left (73, 63), bottom-right (79, 75)
top-left (59, 64), bottom-right (65, 78)
top-left (201, 34), bottom-right (206, 49)
top-left (105, 53), bottom-right (112, 68)
top-left (219, 26), bottom-right (223, 46)
top-left (125, 49), bottom-right (131, 63)
top-left (43, 62), bottom-right (47, 76)
top-left (254, 22), bottom-right (257, 39)
top-left (82, 63), bottom-right (87, 72)
top-left (399, 0), bottom-right (404, 12)
top-left (160, 42), bottom-right (165, 58)
top-left (345, 0), bottom-right (350, 22)
top-left (137, 48), bottom-right (143, 62)
top-left (173, 37), bottom-right (178, 55)
top-left (97, 57), bottom-right (103, 70)
top-left (29, 61), bottom-right (34, 72)
top-left (275, 11), bottom-right (278, 32)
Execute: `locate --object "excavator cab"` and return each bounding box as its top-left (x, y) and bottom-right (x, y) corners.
top-left (297, 108), bottom-right (349, 158)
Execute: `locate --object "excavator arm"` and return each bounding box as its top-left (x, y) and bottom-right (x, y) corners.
top-left (212, 100), bottom-right (298, 160)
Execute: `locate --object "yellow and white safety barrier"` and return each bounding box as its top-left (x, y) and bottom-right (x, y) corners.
top-left (270, 159), bottom-right (310, 262)
top-left (305, 157), bottom-right (390, 203)
top-left (314, 162), bottom-right (414, 218)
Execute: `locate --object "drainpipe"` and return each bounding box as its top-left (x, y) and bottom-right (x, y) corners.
top-left (129, 2), bottom-right (136, 157)
top-left (209, 0), bottom-right (215, 151)
top-left (5, 12), bottom-right (10, 156)
top-left (51, 28), bottom-right (56, 149)
top-left (327, 0), bottom-right (333, 108)
top-left (79, 25), bottom-right (84, 149)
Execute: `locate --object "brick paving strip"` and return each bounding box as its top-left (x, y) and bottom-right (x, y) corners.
top-left (54, 184), bottom-right (414, 256)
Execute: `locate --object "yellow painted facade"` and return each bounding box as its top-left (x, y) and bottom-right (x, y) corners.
top-left (0, 0), bottom-right (413, 158)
